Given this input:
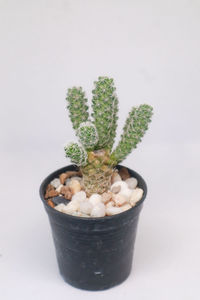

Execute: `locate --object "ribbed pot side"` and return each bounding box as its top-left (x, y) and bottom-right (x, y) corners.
top-left (39, 165), bottom-right (147, 291)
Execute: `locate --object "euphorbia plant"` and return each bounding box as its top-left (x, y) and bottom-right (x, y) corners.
top-left (65, 76), bottom-right (153, 196)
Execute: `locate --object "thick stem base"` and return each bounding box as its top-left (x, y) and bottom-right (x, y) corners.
top-left (81, 165), bottom-right (113, 196)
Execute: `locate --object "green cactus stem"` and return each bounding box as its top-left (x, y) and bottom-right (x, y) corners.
top-left (77, 121), bottom-right (99, 150)
top-left (92, 77), bottom-right (118, 149)
top-left (110, 104), bottom-right (153, 165)
top-left (64, 142), bottom-right (88, 166)
top-left (107, 94), bottom-right (118, 150)
top-left (66, 87), bottom-right (89, 130)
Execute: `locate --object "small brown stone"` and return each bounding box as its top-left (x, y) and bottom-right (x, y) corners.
top-left (60, 185), bottom-right (69, 195)
top-left (60, 171), bottom-right (82, 184)
top-left (64, 190), bottom-right (72, 200)
top-left (59, 173), bottom-right (68, 184)
top-left (47, 199), bottom-right (55, 208)
top-left (119, 167), bottom-right (130, 180)
top-left (67, 170), bottom-right (82, 178)
top-left (45, 184), bottom-right (57, 199)
top-left (47, 184), bottom-right (54, 191)
top-left (47, 189), bottom-right (59, 198)
top-left (60, 186), bottom-right (72, 200)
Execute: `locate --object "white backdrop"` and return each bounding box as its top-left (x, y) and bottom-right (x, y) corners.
top-left (1, 1), bottom-right (200, 299)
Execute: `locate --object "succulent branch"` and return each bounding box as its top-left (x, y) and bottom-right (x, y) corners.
top-left (110, 105), bottom-right (153, 165)
top-left (64, 142), bottom-right (88, 166)
top-left (64, 77), bottom-right (153, 195)
top-left (77, 121), bottom-right (99, 150)
top-left (66, 87), bottom-right (89, 130)
top-left (92, 77), bottom-right (118, 149)
top-left (107, 94), bottom-right (118, 150)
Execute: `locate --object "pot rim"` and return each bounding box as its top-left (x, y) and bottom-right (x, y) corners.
top-left (39, 164), bottom-right (147, 222)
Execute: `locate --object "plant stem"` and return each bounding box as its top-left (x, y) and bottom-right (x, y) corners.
top-left (80, 149), bottom-right (113, 196)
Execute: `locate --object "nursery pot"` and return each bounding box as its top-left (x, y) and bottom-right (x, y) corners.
top-left (39, 165), bottom-right (147, 291)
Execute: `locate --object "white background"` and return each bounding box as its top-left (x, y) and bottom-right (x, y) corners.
top-left (1, 0), bottom-right (200, 299)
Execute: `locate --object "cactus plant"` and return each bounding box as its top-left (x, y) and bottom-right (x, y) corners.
top-left (65, 76), bottom-right (153, 195)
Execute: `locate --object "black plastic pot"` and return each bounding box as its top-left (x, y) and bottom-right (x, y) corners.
top-left (39, 165), bottom-right (147, 291)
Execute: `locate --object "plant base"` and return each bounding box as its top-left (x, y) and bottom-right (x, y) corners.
top-left (80, 165), bottom-right (113, 196)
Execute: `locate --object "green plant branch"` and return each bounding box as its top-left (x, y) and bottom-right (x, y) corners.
top-left (64, 142), bottom-right (88, 166)
top-left (66, 87), bottom-right (89, 131)
top-left (110, 104), bottom-right (153, 165)
top-left (92, 77), bottom-right (118, 149)
top-left (77, 121), bottom-right (99, 150)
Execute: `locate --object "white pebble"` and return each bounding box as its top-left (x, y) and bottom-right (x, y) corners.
top-left (89, 194), bottom-right (102, 206)
top-left (106, 206), bottom-right (123, 216)
top-left (111, 173), bottom-right (122, 184)
top-left (101, 192), bottom-right (112, 204)
top-left (65, 176), bottom-right (82, 187)
top-left (50, 178), bottom-right (61, 188)
top-left (74, 177), bottom-right (83, 188)
top-left (80, 213), bottom-right (90, 218)
top-left (69, 179), bottom-right (81, 194)
top-left (56, 184), bottom-right (64, 193)
top-left (110, 181), bottom-right (128, 192)
top-left (71, 211), bottom-right (82, 217)
top-left (62, 199), bottom-right (80, 214)
top-left (71, 176), bottom-right (82, 182)
top-left (113, 194), bottom-right (127, 206)
top-left (54, 203), bottom-right (66, 212)
top-left (91, 202), bottom-right (105, 217)
top-left (130, 188), bottom-right (144, 206)
top-left (125, 177), bottom-right (138, 189)
top-left (121, 203), bottom-right (132, 212)
top-left (72, 191), bottom-right (87, 202)
top-left (119, 188), bottom-right (132, 200)
top-left (106, 201), bottom-right (115, 208)
top-left (79, 201), bottom-right (93, 215)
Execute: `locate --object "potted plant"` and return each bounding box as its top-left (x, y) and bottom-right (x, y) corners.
top-left (39, 76), bottom-right (153, 290)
